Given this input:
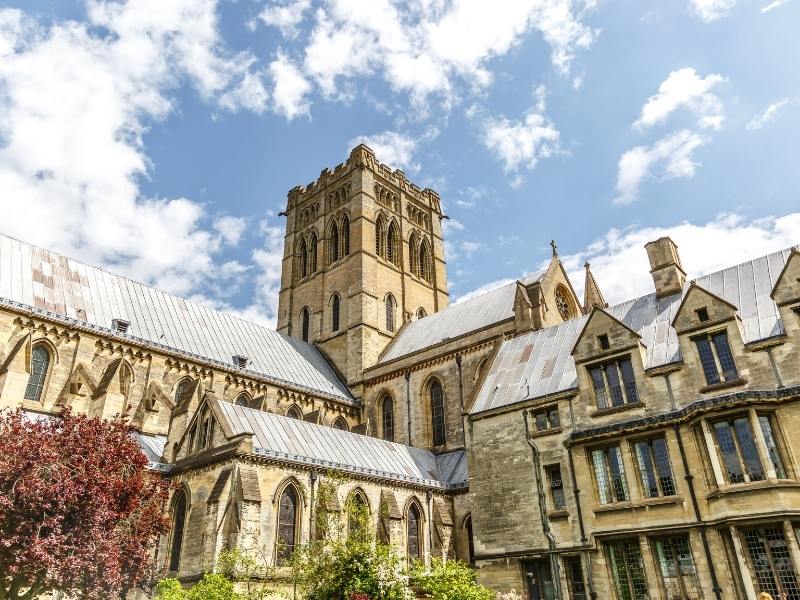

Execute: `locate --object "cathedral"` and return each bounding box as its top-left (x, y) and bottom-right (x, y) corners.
top-left (1, 143), bottom-right (800, 599)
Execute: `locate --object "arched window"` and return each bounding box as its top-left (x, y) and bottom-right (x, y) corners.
top-left (286, 406), bottom-right (302, 419)
top-left (331, 294), bottom-right (341, 332)
top-left (464, 515), bottom-right (475, 565)
top-left (174, 378), bottom-right (195, 407)
top-left (235, 394), bottom-right (249, 407)
top-left (419, 240), bottom-right (431, 282)
top-left (409, 232), bottom-right (419, 274)
top-left (119, 361), bottom-right (133, 398)
top-left (348, 491), bottom-right (368, 539)
top-left (333, 416), bottom-right (349, 431)
top-left (375, 214), bottom-right (386, 258)
top-left (416, 308), bottom-right (427, 320)
top-left (430, 379), bottom-right (446, 446)
top-left (299, 237), bottom-right (308, 279)
top-left (308, 232), bottom-right (317, 273)
top-left (329, 222), bottom-right (339, 264)
top-left (407, 503), bottom-right (422, 561)
top-left (24, 343), bottom-right (50, 401)
top-left (169, 488), bottom-right (188, 571)
top-left (301, 307), bottom-right (310, 343)
top-left (386, 221), bottom-right (399, 265)
top-left (385, 294), bottom-right (396, 332)
top-left (340, 215), bottom-right (350, 257)
top-left (382, 394), bottom-right (394, 442)
top-left (276, 486), bottom-right (298, 564)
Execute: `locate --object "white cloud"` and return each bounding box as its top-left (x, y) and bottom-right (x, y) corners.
top-left (258, 0), bottom-right (311, 38)
top-left (481, 93), bottom-right (560, 182)
top-left (454, 211), bottom-right (800, 308)
top-left (761, 0), bottom-right (789, 12)
top-left (614, 129), bottom-right (706, 204)
top-left (689, 0), bottom-right (736, 21)
top-left (746, 98), bottom-right (790, 130)
top-left (0, 1), bottom-right (268, 299)
top-left (634, 68), bottom-right (725, 131)
top-left (213, 216), bottom-right (247, 245)
top-left (559, 212), bottom-right (800, 304)
top-left (269, 52), bottom-right (312, 119)
top-left (348, 131), bottom-right (419, 172)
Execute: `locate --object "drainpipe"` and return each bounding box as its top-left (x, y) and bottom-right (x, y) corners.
top-left (523, 409), bottom-right (561, 600)
top-left (567, 397), bottom-right (595, 600)
top-left (405, 371), bottom-right (413, 446)
top-left (456, 354), bottom-right (467, 448)
top-left (664, 374), bottom-right (722, 600)
top-left (426, 489), bottom-right (434, 567)
top-left (309, 470), bottom-right (318, 542)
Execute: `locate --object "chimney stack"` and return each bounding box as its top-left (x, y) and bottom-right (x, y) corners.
top-left (645, 237), bottom-right (686, 299)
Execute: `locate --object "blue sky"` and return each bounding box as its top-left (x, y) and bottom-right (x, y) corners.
top-left (0, 0), bottom-right (798, 326)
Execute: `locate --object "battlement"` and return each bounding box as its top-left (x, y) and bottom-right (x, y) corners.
top-left (286, 144), bottom-right (441, 213)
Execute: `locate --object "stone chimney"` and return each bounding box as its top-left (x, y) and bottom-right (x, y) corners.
top-left (645, 237), bottom-right (686, 299)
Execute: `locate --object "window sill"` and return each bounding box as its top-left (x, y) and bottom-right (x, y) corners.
top-left (593, 501), bottom-right (634, 514)
top-left (593, 495), bottom-right (682, 513)
top-left (699, 378), bottom-right (747, 393)
top-left (530, 427), bottom-right (563, 438)
top-left (706, 479), bottom-right (800, 499)
top-left (548, 509), bottom-right (569, 520)
top-left (638, 495), bottom-right (682, 507)
top-left (591, 402), bottom-right (644, 418)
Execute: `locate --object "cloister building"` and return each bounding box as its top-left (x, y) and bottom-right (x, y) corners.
top-left (1, 144), bottom-right (799, 599)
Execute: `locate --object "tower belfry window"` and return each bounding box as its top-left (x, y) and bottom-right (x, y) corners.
top-left (340, 215), bottom-right (350, 257)
top-left (385, 294), bottom-right (396, 332)
top-left (329, 222), bottom-right (339, 264)
top-left (301, 308), bottom-right (310, 342)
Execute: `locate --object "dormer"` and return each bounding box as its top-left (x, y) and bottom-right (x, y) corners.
top-left (571, 308), bottom-right (646, 415)
top-left (170, 393), bottom-right (253, 463)
top-left (771, 249), bottom-right (800, 334)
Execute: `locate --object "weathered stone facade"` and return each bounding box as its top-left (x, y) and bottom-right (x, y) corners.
top-left (2, 146), bottom-right (799, 599)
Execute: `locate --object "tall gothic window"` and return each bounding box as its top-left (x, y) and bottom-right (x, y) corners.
top-left (418, 240), bottom-right (431, 282)
top-left (25, 343), bottom-right (50, 401)
top-left (329, 222), bottom-right (339, 264)
top-left (301, 307), bottom-right (310, 343)
top-left (340, 215), bottom-right (350, 257)
top-left (235, 394), bottom-right (249, 407)
top-left (409, 232), bottom-right (419, 274)
top-left (332, 294), bottom-right (341, 332)
top-left (276, 486), bottom-right (298, 565)
top-left (430, 380), bottom-right (446, 446)
top-left (286, 406), bottom-right (302, 419)
top-left (299, 237), bottom-right (308, 279)
top-left (464, 515), bottom-right (475, 565)
top-left (333, 416), bottom-right (349, 431)
top-left (375, 214), bottom-right (386, 258)
top-left (174, 378), bottom-right (195, 407)
top-left (407, 503), bottom-right (422, 560)
top-left (348, 492), bottom-right (368, 539)
top-left (168, 488), bottom-right (188, 572)
top-left (382, 394), bottom-right (395, 442)
top-left (385, 294), bottom-right (396, 332)
top-left (308, 232), bottom-right (317, 273)
top-left (386, 221), bottom-right (399, 265)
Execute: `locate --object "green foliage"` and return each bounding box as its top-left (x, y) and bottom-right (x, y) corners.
top-left (154, 578), bottom-right (186, 600)
top-left (155, 573), bottom-right (237, 600)
top-left (411, 558), bottom-right (494, 600)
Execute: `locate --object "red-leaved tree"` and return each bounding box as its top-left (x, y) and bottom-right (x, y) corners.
top-left (0, 408), bottom-right (170, 600)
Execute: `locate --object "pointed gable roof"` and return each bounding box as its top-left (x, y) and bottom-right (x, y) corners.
top-left (771, 248), bottom-right (800, 306)
top-left (583, 262), bottom-right (607, 312)
top-left (670, 282), bottom-right (739, 333)
top-left (570, 306), bottom-right (642, 358)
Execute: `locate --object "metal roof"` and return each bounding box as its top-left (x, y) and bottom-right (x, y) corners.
top-left (380, 276), bottom-right (539, 363)
top-left (471, 246), bottom-right (796, 415)
top-left (217, 402), bottom-right (468, 489)
top-left (0, 234), bottom-right (353, 403)
top-left (131, 431), bottom-right (170, 471)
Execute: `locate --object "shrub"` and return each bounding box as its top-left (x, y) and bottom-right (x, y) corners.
top-left (411, 558), bottom-right (494, 600)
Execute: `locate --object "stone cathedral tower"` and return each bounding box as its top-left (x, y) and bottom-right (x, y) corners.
top-left (276, 145), bottom-right (449, 395)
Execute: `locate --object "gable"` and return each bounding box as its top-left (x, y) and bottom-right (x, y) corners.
top-left (571, 308), bottom-right (642, 362)
top-left (771, 249), bottom-right (800, 307)
top-left (671, 284), bottom-right (738, 334)
top-left (539, 257), bottom-right (582, 325)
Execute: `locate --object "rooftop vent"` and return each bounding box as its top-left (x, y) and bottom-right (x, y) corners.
top-left (233, 355), bottom-right (249, 369)
top-left (111, 319), bottom-right (130, 334)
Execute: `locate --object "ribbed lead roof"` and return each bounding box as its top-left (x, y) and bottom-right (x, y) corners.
top-left (217, 402), bottom-right (468, 489)
top-left (471, 247), bottom-right (796, 414)
top-left (380, 274), bottom-right (542, 363)
top-left (0, 234), bottom-right (353, 403)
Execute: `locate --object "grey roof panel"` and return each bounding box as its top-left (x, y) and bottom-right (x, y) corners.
top-left (471, 246), bottom-right (797, 415)
top-left (217, 402), bottom-right (467, 489)
top-left (380, 280), bottom-right (523, 363)
top-left (0, 234), bottom-right (353, 403)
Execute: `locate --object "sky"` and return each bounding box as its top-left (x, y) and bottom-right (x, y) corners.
top-left (0, 0), bottom-right (799, 327)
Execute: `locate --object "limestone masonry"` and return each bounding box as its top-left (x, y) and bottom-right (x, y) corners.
top-left (2, 144), bottom-right (800, 599)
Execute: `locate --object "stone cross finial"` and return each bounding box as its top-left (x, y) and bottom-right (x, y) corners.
top-left (584, 261), bottom-right (590, 270)
top-left (550, 240), bottom-right (558, 257)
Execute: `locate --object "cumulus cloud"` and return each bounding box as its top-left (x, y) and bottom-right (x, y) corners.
top-left (269, 52), bottom-right (312, 119)
top-left (455, 211), bottom-right (800, 307)
top-left (634, 68), bottom-right (725, 131)
top-left (615, 68), bottom-right (725, 204)
top-left (257, 0), bottom-right (311, 38)
top-left (689, 0), bottom-right (737, 21)
top-left (0, 1), bottom-right (269, 299)
top-left (348, 131), bottom-right (419, 172)
top-left (746, 98), bottom-right (790, 130)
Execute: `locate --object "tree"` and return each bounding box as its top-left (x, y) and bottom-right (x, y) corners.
top-left (0, 408), bottom-right (170, 599)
